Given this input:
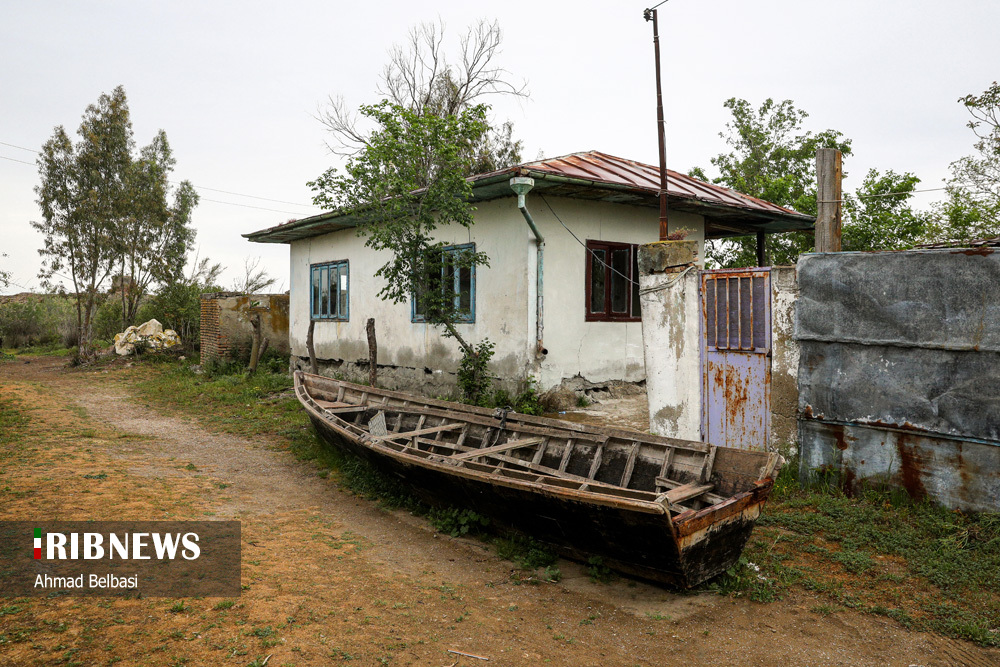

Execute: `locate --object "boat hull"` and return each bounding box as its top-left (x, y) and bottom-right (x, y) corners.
top-left (305, 405), bottom-right (773, 588)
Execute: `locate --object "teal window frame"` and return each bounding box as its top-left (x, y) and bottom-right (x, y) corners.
top-left (310, 260), bottom-right (350, 321)
top-left (411, 243), bottom-right (476, 324)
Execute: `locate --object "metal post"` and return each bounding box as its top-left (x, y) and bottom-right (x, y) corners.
top-left (756, 231), bottom-right (767, 267)
top-left (815, 148), bottom-right (843, 252)
top-left (645, 7), bottom-right (669, 240)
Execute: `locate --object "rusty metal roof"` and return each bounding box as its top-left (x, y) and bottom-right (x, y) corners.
top-left (246, 150), bottom-right (814, 244)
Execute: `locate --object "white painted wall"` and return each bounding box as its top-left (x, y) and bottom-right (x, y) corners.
top-left (638, 248), bottom-right (703, 440)
top-left (287, 194), bottom-right (706, 391)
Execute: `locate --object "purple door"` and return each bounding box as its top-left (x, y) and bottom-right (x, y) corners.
top-left (701, 269), bottom-right (771, 450)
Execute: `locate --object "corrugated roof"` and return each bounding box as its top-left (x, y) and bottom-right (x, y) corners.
top-left (485, 151), bottom-right (802, 219)
top-left (246, 150), bottom-right (814, 244)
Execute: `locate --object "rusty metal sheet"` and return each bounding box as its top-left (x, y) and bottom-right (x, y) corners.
top-left (798, 420), bottom-right (1000, 513)
top-left (796, 249), bottom-right (1000, 352)
top-left (798, 341), bottom-right (1000, 443)
top-left (701, 270), bottom-right (771, 450)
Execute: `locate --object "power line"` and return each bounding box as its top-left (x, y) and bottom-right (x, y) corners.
top-left (538, 194), bottom-right (639, 287)
top-left (1, 137), bottom-right (319, 211)
top-left (178, 182), bottom-right (320, 209)
top-left (198, 197), bottom-right (307, 216)
top-left (0, 141), bottom-right (39, 153)
top-left (1, 154), bottom-right (36, 166)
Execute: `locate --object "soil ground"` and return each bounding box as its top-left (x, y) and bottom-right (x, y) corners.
top-left (1, 356), bottom-right (997, 666)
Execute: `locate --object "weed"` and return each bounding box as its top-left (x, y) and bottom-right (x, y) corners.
top-left (543, 566), bottom-right (562, 583)
top-left (214, 600), bottom-right (235, 611)
top-left (575, 395), bottom-right (590, 408)
top-left (586, 556), bottom-right (616, 584)
top-left (82, 472), bottom-right (108, 480)
top-left (428, 507), bottom-right (490, 537)
top-left (168, 602), bottom-right (188, 614)
top-left (494, 533), bottom-right (557, 570)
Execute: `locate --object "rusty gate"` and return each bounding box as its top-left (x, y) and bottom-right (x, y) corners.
top-left (700, 268), bottom-right (771, 449)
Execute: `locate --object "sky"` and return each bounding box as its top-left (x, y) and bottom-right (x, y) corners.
top-left (2, 0), bottom-right (998, 295)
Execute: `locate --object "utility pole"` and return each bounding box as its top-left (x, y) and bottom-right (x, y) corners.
top-left (815, 148), bottom-right (843, 252)
top-left (645, 4), bottom-right (669, 241)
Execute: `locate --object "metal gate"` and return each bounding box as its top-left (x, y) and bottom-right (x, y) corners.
top-left (701, 269), bottom-right (771, 449)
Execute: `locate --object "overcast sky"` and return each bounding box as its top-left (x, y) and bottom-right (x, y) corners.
top-left (2, 0), bottom-right (997, 295)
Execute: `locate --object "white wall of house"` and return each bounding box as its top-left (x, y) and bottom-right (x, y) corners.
top-left (288, 194), bottom-right (705, 392)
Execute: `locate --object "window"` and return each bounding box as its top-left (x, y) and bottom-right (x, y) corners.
top-left (585, 240), bottom-right (640, 321)
top-left (412, 243), bottom-right (476, 323)
top-left (310, 260), bottom-right (349, 321)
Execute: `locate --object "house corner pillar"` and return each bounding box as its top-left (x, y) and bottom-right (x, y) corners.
top-left (638, 240), bottom-right (702, 441)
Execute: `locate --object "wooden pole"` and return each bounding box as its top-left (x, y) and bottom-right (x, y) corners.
top-left (366, 317), bottom-right (377, 388)
top-left (646, 8), bottom-right (669, 240)
top-left (815, 148), bottom-right (842, 252)
top-left (306, 320), bottom-right (318, 374)
top-left (755, 231), bottom-right (767, 267)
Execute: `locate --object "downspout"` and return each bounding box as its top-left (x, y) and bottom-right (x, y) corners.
top-left (509, 177), bottom-right (546, 358)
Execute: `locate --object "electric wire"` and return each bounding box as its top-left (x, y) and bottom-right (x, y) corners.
top-left (538, 194), bottom-right (640, 287)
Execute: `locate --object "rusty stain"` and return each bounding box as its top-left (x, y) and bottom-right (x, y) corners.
top-left (826, 423), bottom-right (856, 451)
top-left (953, 247), bottom-right (994, 256)
top-left (895, 435), bottom-right (928, 500)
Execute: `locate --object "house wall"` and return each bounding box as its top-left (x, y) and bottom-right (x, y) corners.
top-left (796, 249), bottom-right (1000, 512)
top-left (287, 195), bottom-right (706, 393)
top-left (200, 292), bottom-right (290, 362)
top-left (639, 250), bottom-right (800, 451)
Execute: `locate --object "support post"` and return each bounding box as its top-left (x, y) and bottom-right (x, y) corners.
top-left (645, 7), bottom-right (669, 240)
top-left (755, 231), bottom-right (767, 267)
top-left (815, 148), bottom-right (842, 253)
top-left (306, 320), bottom-right (318, 374)
top-left (366, 317), bottom-right (378, 388)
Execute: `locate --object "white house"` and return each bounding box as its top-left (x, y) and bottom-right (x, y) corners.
top-left (245, 151), bottom-right (811, 394)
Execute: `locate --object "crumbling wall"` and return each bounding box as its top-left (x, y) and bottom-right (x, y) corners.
top-left (769, 266), bottom-right (800, 451)
top-left (796, 249), bottom-right (1000, 512)
top-left (200, 293), bottom-right (290, 363)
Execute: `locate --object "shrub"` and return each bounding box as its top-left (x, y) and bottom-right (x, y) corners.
top-left (457, 339), bottom-right (495, 406)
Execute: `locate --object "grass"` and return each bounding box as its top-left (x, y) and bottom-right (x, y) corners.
top-left (701, 462), bottom-right (1000, 645)
top-left (118, 357), bottom-right (1000, 646)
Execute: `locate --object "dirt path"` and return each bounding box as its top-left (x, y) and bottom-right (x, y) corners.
top-left (1, 356), bottom-right (997, 666)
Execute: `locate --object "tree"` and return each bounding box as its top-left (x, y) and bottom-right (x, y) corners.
top-left (116, 130), bottom-right (199, 328)
top-left (32, 86), bottom-right (198, 357)
top-left (932, 82), bottom-right (1000, 243)
top-left (317, 19), bottom-right (527, 178)
top-left (692, 98), bottom-right (853, 267)
top-left (842, 169), bottom-right (930, 251)
top-left (230, 256), bottom-right (277, 294)
top-left (308, 100), bottom-right (490, 355)
top-left (0, 253), bottom-right (10, 289)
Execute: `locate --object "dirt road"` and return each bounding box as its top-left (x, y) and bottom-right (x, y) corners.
top-left (1, 356), bottom-right (996, 666)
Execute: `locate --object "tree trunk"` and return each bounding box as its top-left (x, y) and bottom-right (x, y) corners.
top-left (306, 320), bottom-right (318, 374)
top-left (366, 317), bottom-right (377, 387)
top-left (248, 312), bottom-right (262, 374)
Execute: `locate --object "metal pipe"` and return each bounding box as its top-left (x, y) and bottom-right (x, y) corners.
top-left (509, 177), bottom-right (546, 357)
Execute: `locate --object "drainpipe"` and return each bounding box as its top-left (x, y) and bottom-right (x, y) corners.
top-left (509, 176), bottom-right (546, 358)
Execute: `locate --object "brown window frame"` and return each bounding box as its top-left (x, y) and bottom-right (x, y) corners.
top-left (584, 240), bottom-right (641, 322)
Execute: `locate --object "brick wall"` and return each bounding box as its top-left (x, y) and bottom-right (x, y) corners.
top-left (199, 295), bottom-right (228, 362)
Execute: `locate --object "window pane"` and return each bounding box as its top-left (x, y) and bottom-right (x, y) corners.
top-left (610, 248), bottom-right (629, 313)
top-left (320, 267), bottom-right (330, 317)
top-left (458, 266), bottom-right (472, 314)
top-left (630, 248), bottom-right (640, 317)
top-left (339, 268), bottom-right (348, 318)
top-left (590, 250), bottom-right (606, 313)
top-left (311, 268), bottom-right (320, 317)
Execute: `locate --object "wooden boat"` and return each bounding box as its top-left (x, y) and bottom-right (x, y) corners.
top-left (294, 371), bottom-right (783, 588)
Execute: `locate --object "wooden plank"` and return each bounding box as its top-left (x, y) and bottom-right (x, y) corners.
top-left (335, 386), bottom-right (346, 402)
top-left (758, 451), bottom-right (781, 481)
top-left (313, 399), bottom-right (353, 410)
top-left (531, 436), bottom-right (550, 465)
top-left (369, 423), bottom-right (463, 441)
top-left (700, 446), bottom-right (718, 484)
top-left (558, 439), bottom-right (575, 473)
top-left (620, 441), bottom-right (640, 488)
top-left (455, 423), bottom-right (470, 448)
top-left (325, 406), bottom-right (370, 415)
top-left (664, 482), bottom-right (714, 505)
top-left (450, 437), bottom-right (545, 461)
top-left (587, 440), bottom-right (607, 480)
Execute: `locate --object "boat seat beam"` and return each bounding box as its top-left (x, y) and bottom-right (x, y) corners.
top-left (450, 437), bottom-right (545, 461)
